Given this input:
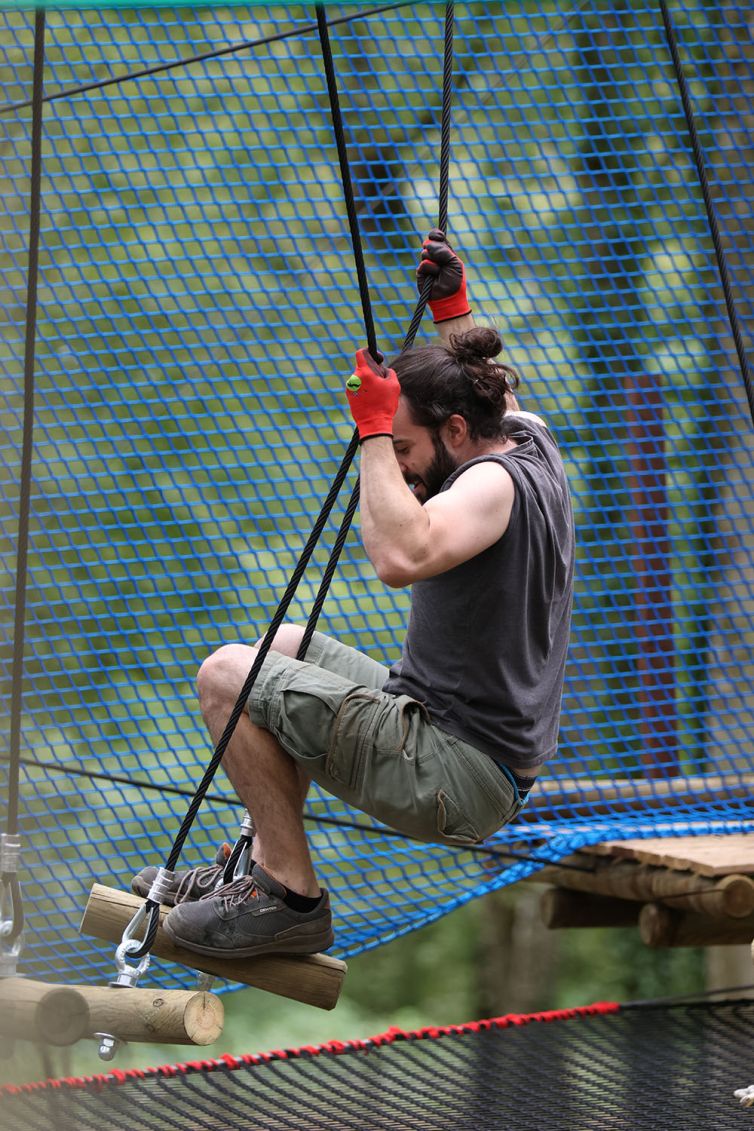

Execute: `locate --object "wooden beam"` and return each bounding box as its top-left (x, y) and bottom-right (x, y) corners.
top-left (640, 902), bottom-right (754, 948)
top-left (519, 773), bottom-right (754, 821)
top-left (540, 888), bottom-right (641, 929)
top-left (81, 885), bottom-right (346, 1011)
top-left (80, 985), bottom-right (223, 1045)
top-left (532, 859), bottom-right (754, 918)
top-left (0, 978), bottom-right (89, 1046)
top-left (533, 856), bottom-right (754, 917)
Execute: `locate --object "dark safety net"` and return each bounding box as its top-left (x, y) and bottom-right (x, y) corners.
top-left (4, 1000), bottom-right (754, 1130)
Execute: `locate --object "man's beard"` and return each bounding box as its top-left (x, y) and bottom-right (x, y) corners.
top-left (421, 432), bottom-right (459, 500)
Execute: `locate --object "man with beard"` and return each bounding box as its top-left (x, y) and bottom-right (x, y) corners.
top-left (133, 232), bottom-right (575, 960)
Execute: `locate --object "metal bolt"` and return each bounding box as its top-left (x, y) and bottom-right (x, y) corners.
top-left (97, 1034), bottom-right (119, 1061)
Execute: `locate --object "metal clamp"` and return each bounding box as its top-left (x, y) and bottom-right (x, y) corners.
top-left (222, 811), bottom-right (256, 886)
top-left (0, 835), bottom-right (23, 977)
top-left (239, 810), bottom-right (256, 839)
top-left (145, 866), bottom-right (177, 906)
top-left (97, 892), bottom-right (160, 1061)
top-left (0, 834), bottom-right (20, 877)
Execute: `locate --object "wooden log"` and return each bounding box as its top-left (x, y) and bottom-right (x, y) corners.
top-left (540, 887), bottom-right (641, 929)
top-left (0, 978), bottom-right (90, 1046)
top-left (81, 885), bottom-right (346, 1010)
top-left (640, 902), bottom-right (754, 948)
top-left (79, 985), bottom-right (223, 1045)
top-left (532, 859), bottom-right (754, 917)
top-left (520, 772), bottom-right (754, 821)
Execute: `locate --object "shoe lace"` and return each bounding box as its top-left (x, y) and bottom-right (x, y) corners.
top-left (200, 874), bottom-right (260, 910)
top-left (174, 859), bottom-right (225, 903)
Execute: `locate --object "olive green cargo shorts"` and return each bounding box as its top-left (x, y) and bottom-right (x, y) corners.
top-left (247, 631), bottom-right (523, 846)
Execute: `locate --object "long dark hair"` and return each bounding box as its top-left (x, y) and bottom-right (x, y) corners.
top-left (392, 326), bottom-right (519, 441)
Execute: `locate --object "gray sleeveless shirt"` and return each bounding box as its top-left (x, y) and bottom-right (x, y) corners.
top-left (383, 415), bottom-right (574, 773)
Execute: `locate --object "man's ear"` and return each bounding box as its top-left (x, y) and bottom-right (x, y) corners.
top-left (442, 413), bottom-right (469, 448)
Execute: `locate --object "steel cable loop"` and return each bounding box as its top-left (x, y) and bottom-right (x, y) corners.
top-left (296, 1), bottom-right (455, 657)
top-left (128, 431), bottom-right (360, 958)
top-left (659, 0), bottom-right (754, 427)
top-left (128, 1), bottom-right (456, 960)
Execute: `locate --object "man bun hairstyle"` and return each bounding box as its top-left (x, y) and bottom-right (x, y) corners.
top-left (392, 326), bottom-right (519, 441)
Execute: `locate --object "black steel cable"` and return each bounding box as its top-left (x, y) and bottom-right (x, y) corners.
top-left (0, 753), bottom-right (669, 880)
top-left (7, 10), bottom-right (46, 841)
top-left (2, 10), bottom-right (46, 947)
top-left (315, 4), bottom-right (378, 358)
top-left (296, 0), bottom-right (456, 659)
top-left (124, 1), bottom-right (456, 959)
top-left (659, 0), bottom-right (754, 427)
top-left (0, 2), bottom-right (412, 117)
top-left (129, 433), bottom-right (359, 956)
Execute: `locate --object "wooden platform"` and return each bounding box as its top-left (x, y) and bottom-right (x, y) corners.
top-left (582, 835), bottom-right (754, 877)
top-left (530, 833), bottom-right (754, 948)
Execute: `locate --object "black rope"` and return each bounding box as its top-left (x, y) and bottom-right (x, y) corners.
top-left (129, 433), bottom-right (359, 957)
top-left (0, 2), bottom-right (412, 118)
top-left (659, 0), bottom-right (754, 427)
top-left (13, 753), bottom-right (754, 892)
top-left (295, 0), bottom-right (456, 660)
top-left (127, 0), bottom-right (456, 959)
top-left (624, 982), bottom-right (754, 1011)
top-left (2, 7), bottom-right (46, 948)
top-left (297, 480), bottom-right (360, 661)
top-left (437, 2), bottom-right (454, 236)
top-left (401, 3), bottom-right (455, 352)
top-left (315, 4), bottom-right (378, 358)
top-left (7, 9), bottom-right (45, 841)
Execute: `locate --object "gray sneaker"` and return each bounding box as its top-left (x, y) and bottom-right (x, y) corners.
top-left (162, 863), bottom-right (334, 959)
top-left (130, 844), bottom-right (232, 907)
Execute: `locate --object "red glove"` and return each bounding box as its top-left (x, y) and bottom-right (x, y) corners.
top-left (345, 348), bottom-right (400, 442)
top-left (416, 229), bottom-right (471, 323)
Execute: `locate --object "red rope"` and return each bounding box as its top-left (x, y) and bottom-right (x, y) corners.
top-left (0, 1001), bottom-right (621, 1096)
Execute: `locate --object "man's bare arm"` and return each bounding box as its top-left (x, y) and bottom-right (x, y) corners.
top-left (359, 440), bottom-right (514, 587)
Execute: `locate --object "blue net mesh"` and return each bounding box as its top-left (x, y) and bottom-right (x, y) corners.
top-left (1, 1), bottom-right (753, 989)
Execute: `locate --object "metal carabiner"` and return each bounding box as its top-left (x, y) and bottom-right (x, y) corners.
top-left (112, 900), bottom-right (153, 987)
top-left (0, 836), bottom-right (23, 977)
top-left (97, 874), bottom-right (169, 1062)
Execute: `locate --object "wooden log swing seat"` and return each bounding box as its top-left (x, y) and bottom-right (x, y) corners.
top-left (81, 884), bottom-right (347, 1011)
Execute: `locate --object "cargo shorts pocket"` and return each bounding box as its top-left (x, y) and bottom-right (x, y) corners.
top-left (436, 790), bottom-right (482, 845)
top-left (325, 689), bottom-right (382, 792)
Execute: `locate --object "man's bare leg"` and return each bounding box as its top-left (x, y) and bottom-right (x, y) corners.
top-left (197, 627), bottom-right (319, 898)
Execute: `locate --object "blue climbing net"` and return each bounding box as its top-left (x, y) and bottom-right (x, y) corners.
top-left (1, 1), bottom-right (753, 988)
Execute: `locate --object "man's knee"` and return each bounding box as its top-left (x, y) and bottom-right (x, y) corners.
top-left (196, 644), bottom-right (254, 707)
top-left (256, 623), bottom-right (305, 659)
